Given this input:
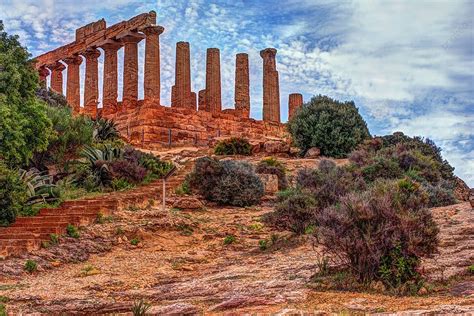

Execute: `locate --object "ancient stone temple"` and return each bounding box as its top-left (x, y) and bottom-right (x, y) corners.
top-left (34, 11), bottom-right (301, 149)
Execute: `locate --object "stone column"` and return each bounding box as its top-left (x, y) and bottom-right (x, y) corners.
top-left (119, 32), bottom-right (145, 109)
top-left (142, 25), bottom-right (164, 104)
top-left (83, 48), bottom-right (101, 118)
top-left (49, 61), bottom-right (65, 95)
top-left (288, 93), bottom-right (303, 120)
top-left (38, 67), bottom-right (49, 88)
top-left (205, 48), bottom-right (222, 113)
top-left (63, 55), bottom-right (82, 114)
top-left (234, 53), bottom-right (250, 118)
top-left (260, 48), bottom-right (280, 123)
top-left (100, 40), bottom-right (122, 115)
top-left (172, 42), bottom-right (195, 109)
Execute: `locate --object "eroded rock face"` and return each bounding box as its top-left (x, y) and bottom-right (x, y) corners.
top-left (470, 188), bottom-right (474, 208)
top-left (454, 177), bottom-right (471, 201)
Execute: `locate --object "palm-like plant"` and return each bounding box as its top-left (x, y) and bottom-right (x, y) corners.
top-left (93, 118), bottom-right (119, 142)
top-left (76, 145), bottom-right (123, 188)
top-left (18, 168), bottom-right (57, 205)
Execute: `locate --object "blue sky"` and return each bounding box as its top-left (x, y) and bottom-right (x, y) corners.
top-left (1, 0), bottom-right (473, 186)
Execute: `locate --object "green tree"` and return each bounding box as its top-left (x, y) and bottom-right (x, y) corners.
top-left (0, 21), bottom-right (53, 167)
top-left (0, 162), bottom-right (27, 226)
top-left (288, 95), bottom-right (371, 158)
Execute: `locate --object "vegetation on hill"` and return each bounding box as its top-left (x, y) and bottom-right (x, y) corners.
top-left (214, 137), bottom-right (252, 156)
top-left (288, 95), bottom-right (371, 158)
top-left (0, 24), bottom-right (172, 226)
top-left (265, 132), bottom-right (461, 293)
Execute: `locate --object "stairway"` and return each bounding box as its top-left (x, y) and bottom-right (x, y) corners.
top-left (0, 162), bottom-right (193, 259)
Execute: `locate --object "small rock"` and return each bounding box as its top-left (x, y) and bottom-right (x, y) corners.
top-left (264, 140), bottom-right (290, 154)
top-left (172, 197), bottom-right (204, 210)
top-left (418, 286), bottom-right (428, 295)
top-left (371, 281), bottom-right (386, 292)
top-left (50, 261), bottom-right (61, 267)
top-left (258, 173), bottom-right (279, 194)
top-left (304, 147), bottom-right (320, 158)
top-left (289, 146), bottom-right (300, 156)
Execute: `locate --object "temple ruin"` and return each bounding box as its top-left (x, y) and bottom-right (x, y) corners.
top-left (34, 11), bottom-right (304, 148)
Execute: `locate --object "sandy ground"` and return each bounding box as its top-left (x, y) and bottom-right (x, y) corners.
top-left (1, 200), bottom-right (473, 315)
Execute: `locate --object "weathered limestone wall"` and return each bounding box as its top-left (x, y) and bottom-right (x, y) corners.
top-left (205, 48), bottom-right (222, 113)
top-left (106, 104), bottom-right (288, 149)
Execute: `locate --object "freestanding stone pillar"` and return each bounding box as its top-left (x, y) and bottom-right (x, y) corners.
top-left (172, 42), bottom-right (196, 109)
top-left (63, 55), bottom-right (82, 114)
top-left (83, 48), bottom-right (101, 118)
top-left (288, 93), bottom-right (303, 120)
top-left (49, 61), bottom-right (65, 94)
top-left (205, 48), bottom-right (222, 113)
top-left (38, 67), bottom-right (49, 88)
top-left (234, 53), bottom-right (250, 118)
top-left (100, 40), bottom-right (122, 115)
top-left (260, 48), bottom-right (280, 123)
top-left (119, 32), bottom-right (145, 109)
top-left (142, 25), bottom-right (164, 104)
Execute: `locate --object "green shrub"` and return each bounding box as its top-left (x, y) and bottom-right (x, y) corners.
top-left (138, 152), bottom-right (173, 178)
top-left (130, 237), bottom-right (140, 246)
top-left (32, 104), bottom-right (94, 169)
top-left (188, 157), bottom-right (264, 207)
top-left (50, 233), bottom-right (59, 245)
top-left (468, 265), bottom-right (474, 275)
top-left (0, 163), bottom-right (27, 226)
top-left (131, 299), bottom-right (150, 316)
top-left (111, 178), bottom-right (134, 191)
top-left (24, 259), bottom-right (37, 273)
top-left (264, 189), bottom-right (316, 234)
top-left (259, 239), bottom-right (268, 251)
top-left (214, 137), bottom-right (252, 156)
top-left (256, 157), bottom-right (288, 190)
top-left (223, 235), bottom-right (236, 245)
top-left (288, 95), bottom-right (370, 158)
top-left (0, 303), bottom-right (5, 316)
top-left (66, 224), bottom-right (80, 238)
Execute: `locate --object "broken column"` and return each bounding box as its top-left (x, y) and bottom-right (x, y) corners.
top-left (260, 48), bottom-right (280, 123)
top-left (205, 48), bottom-right (222, 113)
top-left (63, 55), bottom-right (82, 114)
top-left (234, 53), bottom-right (250, 118)
top-left (119, 32), bottom-right (145, 109)
top-left (83, 48), bottom-right (101, 118)
top-left (38, 66), bottom-right (49, 88)
top-left (172, 42), bottom-right (196, 109)
top-left (49, 61), bottom-right (65, 94)
top-left (100, 40), bottom-right (122, 115)
top-left (288, 93), bottom-right (303, 120)
top-left (142, 25), bottom-right (164, 104)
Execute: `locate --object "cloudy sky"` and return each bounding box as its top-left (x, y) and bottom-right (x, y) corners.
top-left (1, 0), bottom-right (473, 185)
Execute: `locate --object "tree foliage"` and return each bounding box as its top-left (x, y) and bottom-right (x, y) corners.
top-left (288, 95), bottom-right (371, 158)
top-left (0, 22), bottom-right (54, 167)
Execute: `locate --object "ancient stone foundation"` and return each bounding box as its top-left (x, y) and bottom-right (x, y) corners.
top-left (34, 11), bottom-right (302, 148)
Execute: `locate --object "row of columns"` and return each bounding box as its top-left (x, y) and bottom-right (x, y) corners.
top-left (38, 27), bottom-right (304, 122)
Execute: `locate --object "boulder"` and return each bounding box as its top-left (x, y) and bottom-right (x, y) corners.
top-left (304, 147), bottom-right (320, 158)
top-left (249, 139), bottom-right (265, 154)
top-left (264, 140), bottom-right (290, 154)
top-left (172, 197), bottom-right (204, 210)
top-left (289, 146), bottom-right (300, 156)
top-left (258, 174), bottom-right (279, 194)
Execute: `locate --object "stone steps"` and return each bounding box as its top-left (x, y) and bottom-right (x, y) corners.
top-left (0, 163), bottom-right (192, 259)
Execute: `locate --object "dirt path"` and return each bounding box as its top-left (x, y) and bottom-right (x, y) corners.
top-left (1, 200), bottom-right (473, 314)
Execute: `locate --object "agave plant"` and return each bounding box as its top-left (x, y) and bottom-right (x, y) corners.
top-left (18, 168), bottom-right (57, 205)
top-left (93, 118), bottom-right (119, 141)
top-left (75, 145), bottom-right (123, 189)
